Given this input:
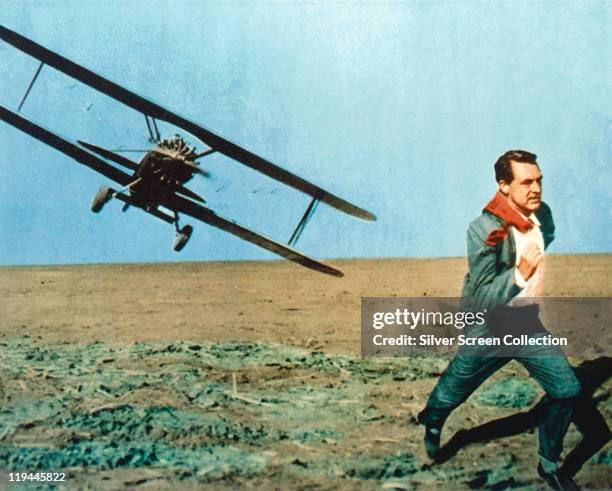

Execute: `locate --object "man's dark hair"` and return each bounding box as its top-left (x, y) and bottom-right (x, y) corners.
top-left (494, 150), bottom-right (538, 183)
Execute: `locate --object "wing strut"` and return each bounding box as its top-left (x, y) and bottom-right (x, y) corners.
top-left (152, 117), bottom-right (160, 142)
top-left (18, 61), bottom-right (44, 112)
top-left (144, 114), bottom-right (160, 143)
top-left (288, 197), bottom-right (319, 246)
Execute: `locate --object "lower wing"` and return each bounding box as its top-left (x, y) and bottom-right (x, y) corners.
top-left (166, 194), bottom-right (344, 277)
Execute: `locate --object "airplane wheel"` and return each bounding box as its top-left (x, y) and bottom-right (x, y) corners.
top-left (173, 225), bottom-right (193, 252)
top-left (91, 186), bottom-right (113, 213)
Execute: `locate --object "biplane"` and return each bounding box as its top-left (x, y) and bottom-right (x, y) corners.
top-left (0, 25), bottom-right (375, 277)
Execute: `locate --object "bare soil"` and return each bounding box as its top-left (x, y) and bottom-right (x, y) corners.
top-left (0, 255), bottom-right (610, 490)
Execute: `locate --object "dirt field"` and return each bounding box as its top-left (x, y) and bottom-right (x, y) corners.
top-left (0, 255), bottom-right (610, 489)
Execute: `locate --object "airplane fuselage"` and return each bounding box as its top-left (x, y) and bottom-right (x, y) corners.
top-left (131, 152), bottom-right (191, 204)
top-left (129, 136), bottom-right (201, 209)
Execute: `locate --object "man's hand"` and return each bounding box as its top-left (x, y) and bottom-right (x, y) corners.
top-left (517, 242), bottom-right (543, 282)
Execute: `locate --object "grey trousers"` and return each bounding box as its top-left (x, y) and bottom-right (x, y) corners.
top-left (420, 328), bottom-right (581, 464)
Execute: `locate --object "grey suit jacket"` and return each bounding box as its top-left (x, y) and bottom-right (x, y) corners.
top-left (460, 202), bottom-right (555, 313)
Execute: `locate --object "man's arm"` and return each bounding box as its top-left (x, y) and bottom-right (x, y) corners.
top-left (464, 222), bottom-right (522, 310)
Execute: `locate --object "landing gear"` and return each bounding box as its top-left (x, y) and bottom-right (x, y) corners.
top-left (91, 186), bottom-right (113, 213)
top-left (173, 225), bottom-right (193, 252)
top-left (172, 212), bottom-right (192, 251)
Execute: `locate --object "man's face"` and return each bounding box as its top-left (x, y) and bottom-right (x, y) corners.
top-left (499, 161), bottom-right (542, 215)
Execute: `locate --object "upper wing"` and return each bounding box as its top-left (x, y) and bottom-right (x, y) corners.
top-left (0, 105), bottom-right (133, 186)
top-left (166, 194), bottom-right (344, 277)
top-left (0, 25), bottom-right (376, 222)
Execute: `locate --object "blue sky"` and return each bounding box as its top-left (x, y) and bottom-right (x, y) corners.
top-left (0, 1), bottom-right (610, 266)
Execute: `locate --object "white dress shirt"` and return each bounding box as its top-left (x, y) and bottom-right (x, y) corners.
top-left (511, 212), bottom-right (545, 302)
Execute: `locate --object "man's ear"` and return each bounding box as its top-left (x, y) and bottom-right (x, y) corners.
top-left (498, 181), bottom-right (510, 196)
